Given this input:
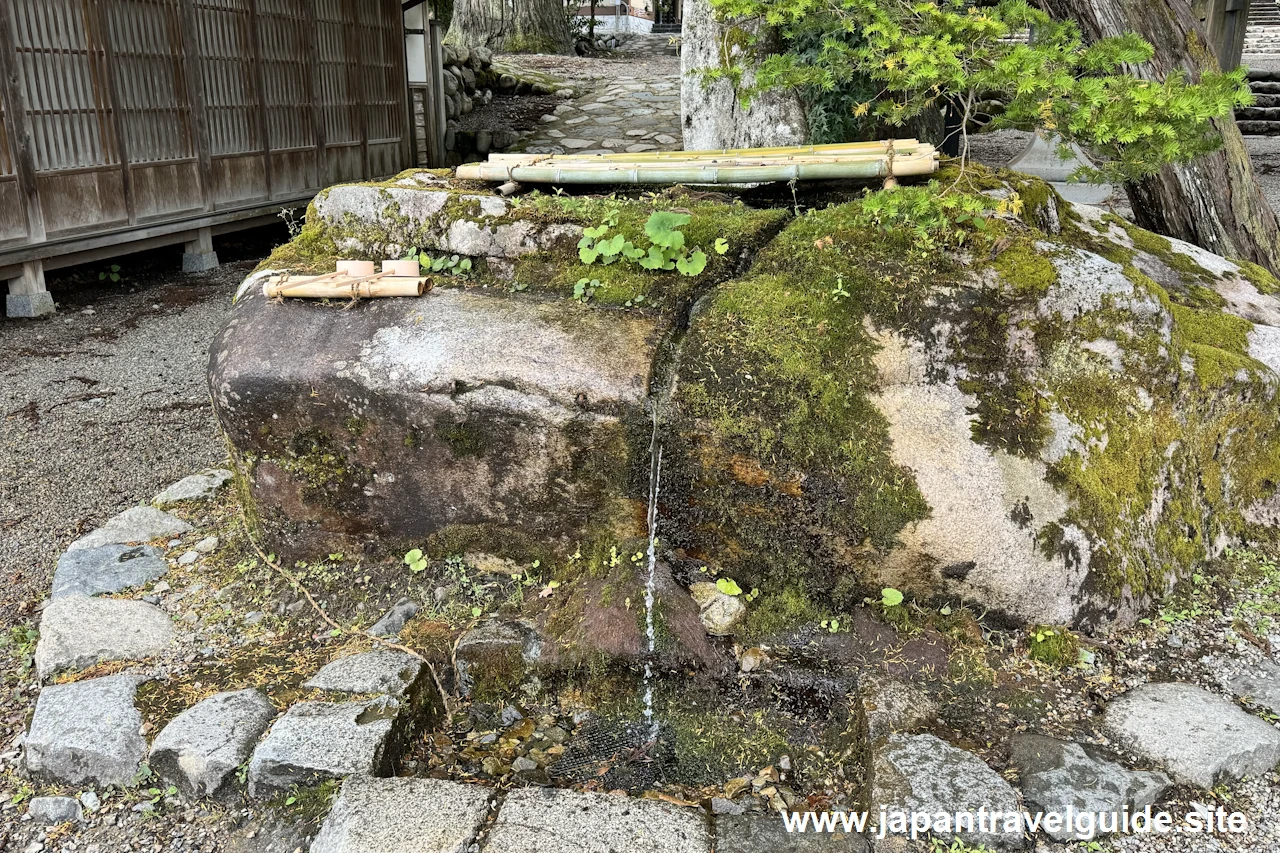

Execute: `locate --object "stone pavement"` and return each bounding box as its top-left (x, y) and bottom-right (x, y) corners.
top-left (513, 68), bottom-right (682, 156)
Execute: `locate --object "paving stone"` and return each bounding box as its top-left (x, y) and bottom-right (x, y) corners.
top-left (35, 595), bottom-right (176, 679)
top-left (67, 506), bottom-right (192, 551)
top-left (626, 144), bottom-right (658, 153)
top-left (626, 129), bottom-right (648, 137)
top-left (1104, 682), bottom-right (1280, 789)
top-left (564, 116), bottom-right (591, 125)
top-left (601, 139), bottom-right (625, 148)
top-left (369, 598), bottom-right (418, 637)
top-left (715, 813), bottom-right (867, 852)
top-left (484, 788), bottom-right (711, 853)
top-left (871, 733), bottom-right (1028, 850)
top-left (24, 675), bottom-right (146, 787)
top-left (51, 544), bottom-right (166, 599)
top-left (1010, 734), bottom-right (1169, 841)
top-left (153, 469), bottom-right (232, 506)
top-left (654, 134), bottom-right (678, 145)
top-left (304, 650), bottom-right (424, 700)
top-left (561, 138), bottom-right (595, 149)
top-left (247, 699), bottom-right (398, 797)
top-left (545, 129), bottom-right (565, 138)
top-left (311, 775), bottom-right (492, 853)
top-left (28, 796), bottom-right (84, 824)
top-left (1227, 659), bottom-right (1280, 716)
top-left (150, 689), bottom-right (276, 799)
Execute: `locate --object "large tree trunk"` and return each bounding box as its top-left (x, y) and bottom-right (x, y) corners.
top-left (446, 0), bottom-right (571, 54)
top-left (1038, 0), bottom-right (1280, 271)
top-left (681, 0), bottom-right (808, 149)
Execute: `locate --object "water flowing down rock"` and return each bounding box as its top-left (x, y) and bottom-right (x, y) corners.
top-left (23, 675), bottom-right (146, 787)
top-left (150, 690), bottom-right (277, 800)
top-left (220, 170), bottom-right (1280, 634)
top-left (310, 775), bottom-right (492, 853)
top-left (1103, 682), bottom-right (1280, 789)
top-left (34, 595), bottom-right (176, 679)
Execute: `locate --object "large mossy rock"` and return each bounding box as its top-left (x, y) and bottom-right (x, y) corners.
top-left (213, 168), bottom-right (1280, 637)
top-left (666, 188), bottom-right (1280, 630)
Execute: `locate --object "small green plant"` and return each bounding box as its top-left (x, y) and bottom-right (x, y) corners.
top-left (278, 206), bottom-right (304, 238)
top-left (403, 247), bottom-right (473, 277)
top-left (573, 278), bottom-right (601, 303)
top-left (1027, 625), bottom-right (1081, 667)
top-left (403, 548), bottom-right (427, 573)
top-left (715, 577), bottom-right (743, 596)
top-left (98, 264), bottom-right (123, 284)
top-left (881, 587), bottom-right (904, 608)
top-left (0, 624), bottom-right (38, 681)
top-left (577, 210), bottom-right (726, 278)
top-left (928, 838), bottom-right (997, 853)
top-left (819, 617), bottom-right (841, 633)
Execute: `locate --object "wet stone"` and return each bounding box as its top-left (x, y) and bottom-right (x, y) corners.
top-left (311, 775), bottom-right (492, 853)
top-left (150, 689), bottom-right (277, 800)
top-left (247, 699), bottom-right (398, 797)
top-left (304, 650), bottom-right (425, 700)
top-left (51, 544), bottom-right (166, 599)
top-left (67, 506), bottom-right (192, 551)
top-left (24, 675), bottom-right (146, 787)
top-left (484, 788), bottom-right (712, 853)
top-left (35, 595), bottom-right (175, 679)
top-left (369, 598), bottom-right (419, 638)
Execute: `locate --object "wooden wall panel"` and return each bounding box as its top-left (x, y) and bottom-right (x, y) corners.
top-left (130, 160), bottom-right (204, 220)
top-left (37, 170), bottom-right (128, 234)
top-left (0, 0), bottom-right (416, 265)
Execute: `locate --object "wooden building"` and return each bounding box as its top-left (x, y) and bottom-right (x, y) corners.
top-left (0, 0), bottom-right (425, 317)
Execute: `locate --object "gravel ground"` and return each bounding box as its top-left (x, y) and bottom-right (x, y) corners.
top-left (0, 230), bottom-right (283, 632)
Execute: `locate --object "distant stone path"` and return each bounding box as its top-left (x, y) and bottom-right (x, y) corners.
top-left (507, 55), bottom-right (682, 156)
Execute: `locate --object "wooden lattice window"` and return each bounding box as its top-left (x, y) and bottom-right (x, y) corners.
top-left (194, 0), bottom-right (262, 156)
top-left (11, 0), bottom-right (119, 172)
top-left (256, 0), bottom-right (312, 152)
top-left (102, 0), bottom-right (195, 165)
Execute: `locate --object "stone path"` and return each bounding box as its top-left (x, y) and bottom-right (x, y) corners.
top-left (507, 57), bottom-right (682, 156)
top-left (9, 462), bottom-right (1280, 852)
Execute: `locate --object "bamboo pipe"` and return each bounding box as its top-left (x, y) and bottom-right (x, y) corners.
top-left (456, 151), bottom-right (939, 184)
top-left (264, 273), bottom-right (427, 299)
top-left (482, 140), bottom-right (927, 162)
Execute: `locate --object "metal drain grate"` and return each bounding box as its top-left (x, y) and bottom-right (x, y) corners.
top-left (548, 718), bottom-right (674, 792)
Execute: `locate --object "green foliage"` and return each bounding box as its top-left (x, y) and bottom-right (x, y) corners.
top-left (98, 264), bottom-right (123, 284)
top-left (403, 548), bottom-right (427, 574)
top-left (880, 587), bottom-right (904, 607)
top-left (716, 577), bottom-right (744, 596)
top-left (404, 247), bottom-right (472, 277)
top-left (707, 0), bottom-right (1249, 180)
top-left (855, 182), bottom-right (1002, 251)
top-left (1027, 625), bottom-right (1080, 667)
top-left (578, 210), bottom-right (711, 278)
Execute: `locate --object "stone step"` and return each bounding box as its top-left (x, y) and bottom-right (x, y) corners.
top-left (1237, 120), bottom-right (1280, 135)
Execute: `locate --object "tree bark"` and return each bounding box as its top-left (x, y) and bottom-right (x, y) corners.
top-left (446, 0), bottom-right (572, 54)
top-left (680, 0), bottom-right (808, 149)
top-left (1038, 0), bottom-right (1280, 271)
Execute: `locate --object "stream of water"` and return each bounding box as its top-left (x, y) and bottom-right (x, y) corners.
top-left (641, 405), bottom-right (664, 736)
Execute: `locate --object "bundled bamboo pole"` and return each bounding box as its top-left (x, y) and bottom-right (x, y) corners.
top-left (263, 271), bottom-right (427, 299)
top-left (457, 140), bottom-right (939, 184)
